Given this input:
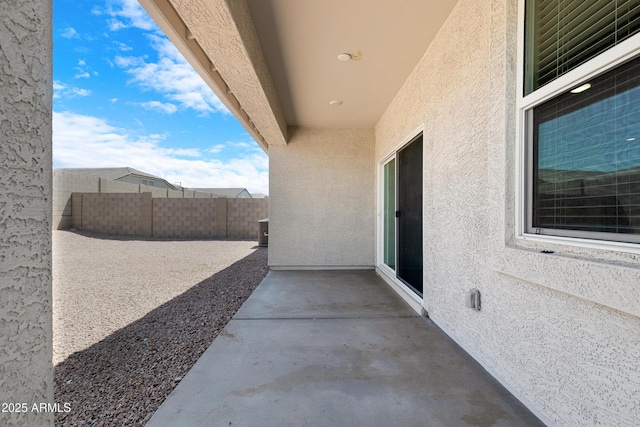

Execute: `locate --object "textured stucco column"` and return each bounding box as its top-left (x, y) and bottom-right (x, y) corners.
top-left (0, 1), bottom-right (54, 426)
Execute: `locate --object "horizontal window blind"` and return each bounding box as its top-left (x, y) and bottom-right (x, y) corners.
top-left (525, 0), bottom-right (640, 95)
top-left (531, 54), bottom-right (640, 240)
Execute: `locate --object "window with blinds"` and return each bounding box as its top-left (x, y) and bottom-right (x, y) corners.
top-left (525, 0), bottom-right (640, 95)
top-left (530, 54), bottom-right (640, 242)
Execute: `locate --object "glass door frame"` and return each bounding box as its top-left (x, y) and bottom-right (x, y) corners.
top-left (381, 157), bottom-right (397, 272)
top-left (376, 126), bottom-right (424, 310)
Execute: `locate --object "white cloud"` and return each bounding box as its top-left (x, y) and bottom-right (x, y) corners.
top-left (53, 81), bottom-right (92, 99)
top-left (53, 111), bottom-right (268, 194)
top-left (113, 55), bottom-right (139, 68)
top-left (209, 144), bottom-right (226, 154)
top-left (136, 101), bottom-right (178, 114)
top-left (227, 141), bottom-right (253, 149)
top-left (107, 20), bottom-right (126, 31)
top-left (60, 27), bottom-right (79, 39)
top-left (171, 148), bottom-right (202, 157)
top-left (99, 0), bottom-right (158, 32)
top-left (113, 41), bottom-right (133, 52)
top-left (72, 88), bottom-right (92, 97)
top-left (115, 36), bottom-right (228, 115)
top-left (73, 59), bottom-right (93, 79)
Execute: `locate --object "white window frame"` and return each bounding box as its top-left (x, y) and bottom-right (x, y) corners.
top-left (516, 0), bottom-right (640, 253)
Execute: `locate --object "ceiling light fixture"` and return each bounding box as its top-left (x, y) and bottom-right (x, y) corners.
top-left (337, 52), bottom-right (362, 62)
top-left (329, 100), bottom-right (343, 106)
top-left (570, 83), bottom-right (591, 93)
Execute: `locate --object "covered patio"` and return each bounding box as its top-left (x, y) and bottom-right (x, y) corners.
top-left (3, 1), bottom-right (640, 426)
top-left (147, 270), bottom-right (542, 426)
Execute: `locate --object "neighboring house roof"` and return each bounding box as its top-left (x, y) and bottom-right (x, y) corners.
top-left (251, 193), bottom-right (268, 199)
top-left (57, 167), bottom-right (177, 189)
top-left (191, 188), bottom-right (253, 198)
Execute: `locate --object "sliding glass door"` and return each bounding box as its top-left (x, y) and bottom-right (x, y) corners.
top-left (381, 133), bottom-right (423, 296)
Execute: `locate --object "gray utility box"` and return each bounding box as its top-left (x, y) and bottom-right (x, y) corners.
top-left (258, 218), bottom-right (269, 247)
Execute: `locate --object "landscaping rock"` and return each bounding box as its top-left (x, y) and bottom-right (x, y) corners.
top-left (52, 231), bottom-right (268, 426)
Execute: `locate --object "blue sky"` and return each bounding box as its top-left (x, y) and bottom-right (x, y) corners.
top-left (53, 0), bottom-right (268, 194)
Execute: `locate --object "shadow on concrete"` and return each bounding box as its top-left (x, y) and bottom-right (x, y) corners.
top-left (148, 270), bottom-right (545, 427)
top-left (53, 246), bottom-right (268, 427)
top-left (59, 228), bottom-right (259, 244)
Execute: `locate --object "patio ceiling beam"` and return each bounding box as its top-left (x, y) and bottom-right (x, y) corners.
top-left (139, 0), bottom-right (288, 150)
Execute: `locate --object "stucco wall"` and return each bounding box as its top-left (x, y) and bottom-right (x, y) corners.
top-left (375, 0), bottom-right (640, 425)
top-left (269, 127), bottom-right (375, 268)
top-left (0, 1), bottom-right (54, 426)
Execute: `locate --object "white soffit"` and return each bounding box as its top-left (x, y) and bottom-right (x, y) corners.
top-left (246, 0), bottom-right (459, 128)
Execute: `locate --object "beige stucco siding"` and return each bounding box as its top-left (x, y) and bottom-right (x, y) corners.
top-left (0, 1), bottom-right (54, 426)
top-left (269, 127), bottom-right (375, 268)
top-left (375, 0), bottom-right (640, 426)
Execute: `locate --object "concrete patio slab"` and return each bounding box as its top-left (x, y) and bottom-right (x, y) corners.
top-left (147, 270), bottom-right (543, 427)
top-left (235, 269), bottom-right (417, 319)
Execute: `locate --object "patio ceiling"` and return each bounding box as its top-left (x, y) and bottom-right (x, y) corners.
top-left (139, 0), bottom-right (459, 146)
top-left (245, 0), bottom-right (459, 129)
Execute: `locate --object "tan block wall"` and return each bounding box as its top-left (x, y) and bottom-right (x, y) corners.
top-left (53, 173), bottom-right (222, 229)
top-left (194, 191), bottom-right (213, 198)
top-left (153, 198), bottom-right (225, 238)
top-left (71, 193), bottom-right (83, 229)
top-left (140, 184), bottom-right (169, 198)
top-left (53, 170), bottom-right (100, 229)
top-left (227, 198), bottom-right (269, 239)
top-left (99, 177), bottom-right (139, 193)
top-left (72, 193), bottom-right (267, 240)
top-left (80, 193), bottom-right (152, 237)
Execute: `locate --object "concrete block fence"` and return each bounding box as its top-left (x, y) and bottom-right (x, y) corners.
top-left (75, 192), bottom-right (153, 237)
top-left (71, 192), bottom-right (268, 239)
top-left (53, 170), bottom-right (267, 236)
top-left (53, 170), bottom-right (100, 229)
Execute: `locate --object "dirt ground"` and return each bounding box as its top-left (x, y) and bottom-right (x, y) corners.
top-left (52, 230), bottom-right (269, 426)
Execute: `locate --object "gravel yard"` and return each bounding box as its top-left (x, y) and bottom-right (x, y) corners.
top-left (52, 230), bottom-right (269, 426)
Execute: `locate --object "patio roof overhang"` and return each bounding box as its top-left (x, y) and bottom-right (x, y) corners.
top-left (138, 0), bottom-right (459, 151)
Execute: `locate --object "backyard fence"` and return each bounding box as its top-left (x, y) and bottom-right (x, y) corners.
top-left (71, 192), bottom-right (268, 239)
top-left (53, 170), bottom-right (268, 239)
